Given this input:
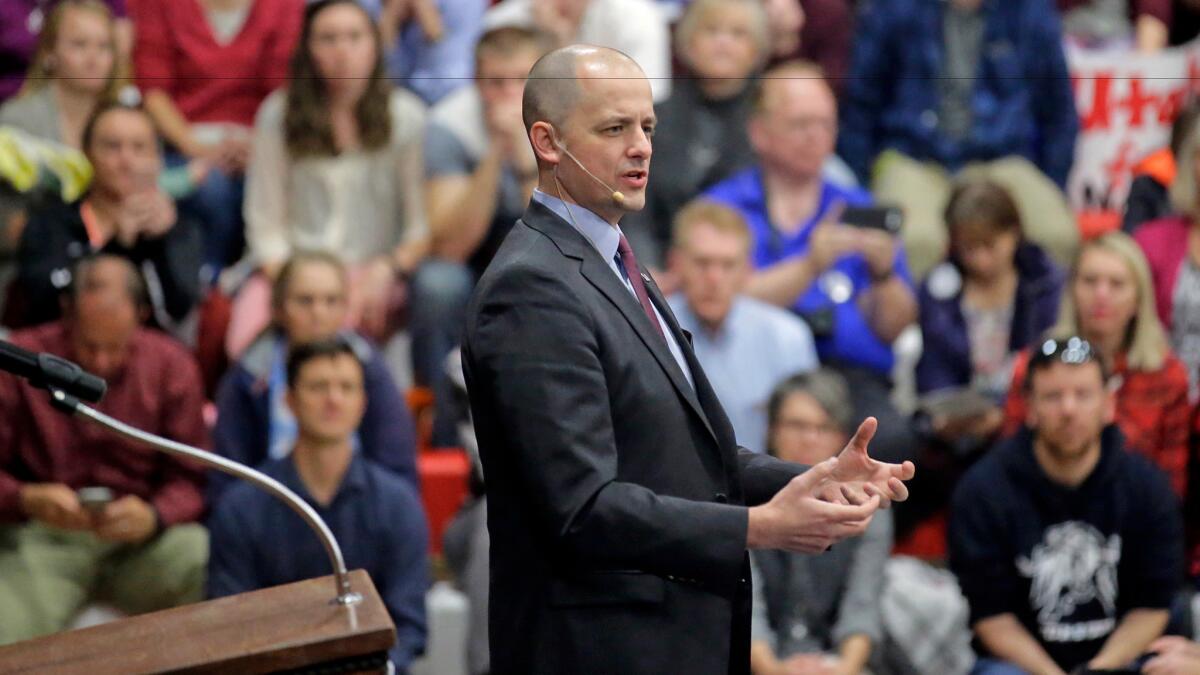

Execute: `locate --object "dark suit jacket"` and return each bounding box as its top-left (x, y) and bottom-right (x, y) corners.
top-left (462, 201), bottom-right (806, 675)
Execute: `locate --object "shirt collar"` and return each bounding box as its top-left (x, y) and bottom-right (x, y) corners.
top-left (533, 188), bottom-right (622, 262)
top-left (280, 450), bottom-right (369, 505)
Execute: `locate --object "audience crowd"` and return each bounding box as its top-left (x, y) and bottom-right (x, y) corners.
top-left (6, 0), bottom-right (1200, 673)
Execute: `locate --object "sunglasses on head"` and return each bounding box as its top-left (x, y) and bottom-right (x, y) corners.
top-left (1032, 337), bottom-right (1095, 367)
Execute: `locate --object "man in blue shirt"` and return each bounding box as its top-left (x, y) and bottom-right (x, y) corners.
top-left (207, 338), bottom-right (429, 672)
top-left (666, 199), bottom-right (818, 454)
top-left (705, 61), bottom-right (918, 463)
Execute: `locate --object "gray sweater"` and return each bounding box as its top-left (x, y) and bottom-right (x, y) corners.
top-left (750, 510), bottom-right (892, 658)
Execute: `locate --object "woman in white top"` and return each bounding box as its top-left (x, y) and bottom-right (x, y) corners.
top-left (235, 0), bottom-right (471, 444)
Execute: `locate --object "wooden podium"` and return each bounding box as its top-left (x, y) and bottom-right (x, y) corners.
top-left (0, 569), bottom-right (396, 674)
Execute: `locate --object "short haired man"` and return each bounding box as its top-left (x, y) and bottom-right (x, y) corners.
top-left (425, 26), bottom-right (556, 277)
top-left (0, 254), bottom-right (208, 644)
top-left (667, 199), bottom-right (817, 454)
top-left (463, 44), bottom-right (913, 674)
top-left (949, 338), bottom-right (1183, 674)
top-left (212, 250), bottom-right (418, 500)
top-left (208, 338), bottom-right (430, 671)
top-left (705, 61), bottom-right (918, 464)
top-left (16, 102), bottom-right (202, 329)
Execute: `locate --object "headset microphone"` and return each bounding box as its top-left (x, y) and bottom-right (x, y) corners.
top-left (555, 141), bottom-right (627, 206)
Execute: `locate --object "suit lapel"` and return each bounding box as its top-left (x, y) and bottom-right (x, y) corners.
top-left (522, 203), bottom-right (720, 447)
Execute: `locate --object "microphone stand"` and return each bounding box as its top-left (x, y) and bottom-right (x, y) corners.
top-left (46, 388), bottom-right (364, 607)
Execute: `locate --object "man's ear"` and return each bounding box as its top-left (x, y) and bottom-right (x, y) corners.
top-left (529, 121), bottom-right (562, 166)
top-left (284, 389), bottom-right (296, 417)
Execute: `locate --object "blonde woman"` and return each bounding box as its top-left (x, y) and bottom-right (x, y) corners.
top-left (0, 0), bottom-right (122, 149)
top-left (1001, 232), bottom-right (1191, 496)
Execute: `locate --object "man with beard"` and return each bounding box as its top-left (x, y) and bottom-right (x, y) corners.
top-left (949, 337), bottom-right (1182, 674)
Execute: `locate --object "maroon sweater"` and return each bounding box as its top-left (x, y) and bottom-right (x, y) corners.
top-left (0, 322), bottom-right (208, 526)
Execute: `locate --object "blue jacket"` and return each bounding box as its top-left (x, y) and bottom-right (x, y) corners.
top-left (916, 243), bottom-right (1063, 394)
top-left (211, 329), bottom-right (418, 500)
top-left (208, 453), bottom-right (429, 670)
top-left (839, 0), bottom-right (1079, 187)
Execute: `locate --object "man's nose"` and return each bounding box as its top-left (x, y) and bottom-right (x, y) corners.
top-left (628, 129), bottom-right (652, 160)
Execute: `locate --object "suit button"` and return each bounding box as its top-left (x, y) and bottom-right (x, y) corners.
top-left (714, 493), bottom-right (728, 503)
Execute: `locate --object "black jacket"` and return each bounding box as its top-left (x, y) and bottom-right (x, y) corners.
top-left (16, 199), bottom-right (202, 326)
top-left (462, 201), bottom-right (804, 675)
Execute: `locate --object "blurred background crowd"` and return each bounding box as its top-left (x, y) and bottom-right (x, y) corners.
top-left (6, 0), bottom-right (1200, 673)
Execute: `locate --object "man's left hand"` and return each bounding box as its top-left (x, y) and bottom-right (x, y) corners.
top-left (823, 417), bottom-right (914, 509)
top-left (94, 495), bottom-right (158, 544)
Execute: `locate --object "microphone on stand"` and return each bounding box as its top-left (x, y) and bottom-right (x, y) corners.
top-left (0, 340), bottom-right (106, 403)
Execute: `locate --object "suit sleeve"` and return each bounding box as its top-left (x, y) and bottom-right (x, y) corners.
top-left (736, 449), bottom-right (806, 506)
top-left (468, 266), bottom-right (749, 590)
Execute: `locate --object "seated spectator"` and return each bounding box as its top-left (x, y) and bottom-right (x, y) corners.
top-left (237, 0), bottom-right (470, 443)
top-left (840, 0), bottom-right (1080, 279)
top-left (483, 0), bottom-right (671, 101)
top-left (0, 0), bottom-right (205, 250)
top-left (378, 0), bottom-right (487, 105)
top-left (208, 337), bottom-right (429, 671)
top-left (1124, 99), bottom-right (1200, 234)
top-left (1003, 233), bottom-right (1191, 496)
top-left (750, 369), bottom-right (892, 675)
top-left (212, 251), bottom-right (417, 500)
top-left (950, 336), bottom-right (1183, 674)
top-left (0, 0), bottom-right (122, 150)
top-left (666, 200), bottom-right (817, 454)
top-left (0, 255), bottom-right (208, 644)
top-left (130, 0), bottom-right (303, 275)
top-left (1136, 120), bottom-right (1200, 399)
top-left (706, 61), bottom-right (918, 464)
top-left (917, 179), bottom-right (1064, 445)
top-left (426, 26), bottom-right (554, 279)
top-left (1059, 0), bottom-right (1171, 51)
top-left (621, 0), bottom-right (769, 267)
top-left (0, 0), bottom-right (130, 103)
top-left (16, 102), bottom-right (203, 330)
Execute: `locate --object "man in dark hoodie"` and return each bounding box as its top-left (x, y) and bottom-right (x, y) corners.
top-left (949, 337), bottom-right (1183, 674)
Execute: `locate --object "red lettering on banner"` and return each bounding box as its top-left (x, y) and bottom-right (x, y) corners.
top-left (1079, 71), bottom-right (1114, 131)
top-left (1117, 77), bottom-right (1156, 128)
top-left (1103, 139), bottom-right (1135, 191)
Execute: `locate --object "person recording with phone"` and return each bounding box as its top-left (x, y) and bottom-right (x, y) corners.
top-left (0, 254), bottom-right (208, 645)
top-left (13, 101), bottom-right (203, 331)
top-left (704, 60), bottom-right (918, 465)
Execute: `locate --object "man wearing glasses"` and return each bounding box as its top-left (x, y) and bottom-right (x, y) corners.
top-left (948, 338), bottom-right (1183, 674)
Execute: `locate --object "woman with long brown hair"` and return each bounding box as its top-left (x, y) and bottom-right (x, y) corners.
top-left (235, 0), bottom-right (470, 445)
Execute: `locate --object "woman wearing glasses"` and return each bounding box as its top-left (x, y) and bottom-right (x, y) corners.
top-left (750, 369), bottom-right (891, 675)
top-left (1001, 231), bottom-right (1191, 497)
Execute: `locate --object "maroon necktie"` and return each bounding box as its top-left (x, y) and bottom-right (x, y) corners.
top-left (616, 233), bottom-right (666, 340)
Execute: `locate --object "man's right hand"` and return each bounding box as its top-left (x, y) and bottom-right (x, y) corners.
top-left (18, 483), bottom-right (93, 531)
top-left (747, 458), bottom-right (880, 553)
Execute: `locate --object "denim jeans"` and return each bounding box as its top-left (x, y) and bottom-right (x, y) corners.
top-left (408, 259), bottom-right (474, 447)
